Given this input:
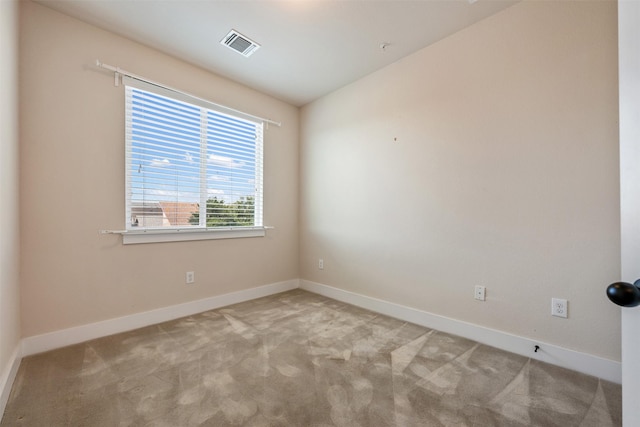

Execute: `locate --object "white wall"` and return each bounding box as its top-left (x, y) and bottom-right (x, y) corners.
top-left (19, 1), bottom-right (299, 338)
top-left (300, 0), bottom-right (621, 360)
top-left (0, 0), bottom-right (22, 411)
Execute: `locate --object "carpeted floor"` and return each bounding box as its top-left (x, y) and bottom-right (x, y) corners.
top-left (1, 289), bottom-right (621, 426)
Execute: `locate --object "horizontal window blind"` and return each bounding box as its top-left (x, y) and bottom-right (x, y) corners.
top-left (124, 77), bottom-right (263, 231)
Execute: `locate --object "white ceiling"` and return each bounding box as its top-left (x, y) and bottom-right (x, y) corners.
top-left (36, 0), bottom-right (519, 106)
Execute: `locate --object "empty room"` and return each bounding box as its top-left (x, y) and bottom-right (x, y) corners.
top-left (2, 0), bottom-right (639, 425)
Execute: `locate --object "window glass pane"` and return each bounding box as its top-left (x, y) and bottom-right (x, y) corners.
top-left (125, 85), bottom-right (262, 231)
top-left (204, 111), bottom-right (257, 227)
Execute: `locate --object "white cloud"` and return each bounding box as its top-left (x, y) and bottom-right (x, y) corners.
top-left (150, 158), bottom-right (171, 167)
top-left (184, 151), bottom-right (194, 163)
top-left (208, 154), bottom-right (243, 169)
top-left (209, 174), bottom-right (230, 182)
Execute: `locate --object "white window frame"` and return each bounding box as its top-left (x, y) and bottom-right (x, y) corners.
top-left (123, 77), bottom-right (265, 244)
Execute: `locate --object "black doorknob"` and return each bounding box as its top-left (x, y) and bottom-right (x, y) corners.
top-left (606, 279), bottom-right (640, 307)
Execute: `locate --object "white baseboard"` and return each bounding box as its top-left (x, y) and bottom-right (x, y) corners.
top-left (0, 345), bottom-right (21, 418)
top-left (17, 278), bottom-right (621, 385)
top-left (21, 279), bottom-right (299, 357)
top-left (300, 280), bottom-right (622, 384)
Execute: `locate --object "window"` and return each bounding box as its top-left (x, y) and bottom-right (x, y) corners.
top-left (124, 77), bottom-right (264, 244)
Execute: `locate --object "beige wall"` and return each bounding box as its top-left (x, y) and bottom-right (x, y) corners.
top-left (300, 0), bottom-right (621, 360)
top-left (16, 0), bottom-right (622, 364)
top-left (0, 0), bottom-right (21, 378)
top-left (19, 1), bottom-right (299, 337)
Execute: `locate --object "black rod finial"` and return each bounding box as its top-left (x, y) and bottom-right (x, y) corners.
top-left (606, 280), bottom-right (640, 307)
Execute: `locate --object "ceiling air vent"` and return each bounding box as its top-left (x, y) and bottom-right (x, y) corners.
top-left (220, 30), bottom-right (261, 57)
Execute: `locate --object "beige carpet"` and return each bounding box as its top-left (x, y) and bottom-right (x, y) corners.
top-left (1, 289), bottom-right (621, 426)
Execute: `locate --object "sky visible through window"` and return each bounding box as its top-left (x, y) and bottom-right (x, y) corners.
top-left (129, 88), bottom-right (258, 208)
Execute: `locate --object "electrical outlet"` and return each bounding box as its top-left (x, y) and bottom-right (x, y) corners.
top-left (318, 259), bottom-right (324, 270)
top-left (186, 271), bottom-right (195, 284)
top-left (474, 285), bottom-right (486, 301)
top-left (551, 298), bottom-right (568, 318)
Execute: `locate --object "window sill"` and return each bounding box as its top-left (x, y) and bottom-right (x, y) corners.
top-left (119, 227), bottom-right (267, 245)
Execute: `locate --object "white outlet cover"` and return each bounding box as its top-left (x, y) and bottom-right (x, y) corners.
top-left (551, 298), bottom-right (568, 318)
top-left (474, 285), bottom-right (486, 301)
